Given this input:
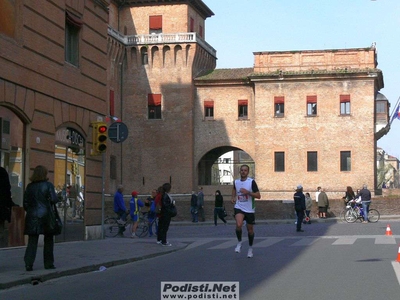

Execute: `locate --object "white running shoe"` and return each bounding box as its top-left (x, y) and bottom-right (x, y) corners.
top-left (157, 240), bottom-right (162, 244)
top-left (131, 233), bottom-right (138, 238)
top-left (162, 242), bottom-right (172, 247)
top-left (247, 247), bottom-right (253, 258)
top-left (235, 242), bottom-right (242, 253)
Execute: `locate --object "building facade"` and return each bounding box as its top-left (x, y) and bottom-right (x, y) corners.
top-left (0, 0), bottom-right (109, 247)
top-left (107, 1), bottom-right (390, 200)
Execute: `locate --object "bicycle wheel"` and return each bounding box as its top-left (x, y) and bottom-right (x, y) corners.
top-left (104, 217), bottom-right (119, 237)
top-left (136, 220), bottom-right (149, 238)
top-left (339, 209), bottom-right (347, 223)
top-left (345, 210), bottom-right (357, 223)
top-left (368, 209), bottom-right (380, 223)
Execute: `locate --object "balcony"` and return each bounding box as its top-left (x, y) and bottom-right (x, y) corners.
top-left (108, 26), bottom-right (217, 58)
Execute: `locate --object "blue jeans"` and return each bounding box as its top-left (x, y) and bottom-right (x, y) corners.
top-left (361, 201), bottom-right (370, 221)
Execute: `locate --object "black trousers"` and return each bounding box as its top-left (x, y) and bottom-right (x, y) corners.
top-left (296, 210), bottom-right (305, 231)
top-left (157, 215), bottom-right (171, 244)
top-left (24, 234), bottom-right (54, 268)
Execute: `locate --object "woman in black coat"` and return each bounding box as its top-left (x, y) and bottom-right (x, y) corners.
top-left (214, 190), bottom-right (227, 226)
top-left (23, 165), bottom-right (59, 271)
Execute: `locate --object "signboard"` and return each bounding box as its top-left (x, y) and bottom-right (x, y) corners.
top-left (55, 127), bottom-right (85, 148)
top-left (108, 122), bottom-right (128, 143)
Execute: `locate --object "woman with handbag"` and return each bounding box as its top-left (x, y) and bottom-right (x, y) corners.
top-left (214, 190), bottom-right (227, 226)
top-left (23, 165), bottom-right (60, 271)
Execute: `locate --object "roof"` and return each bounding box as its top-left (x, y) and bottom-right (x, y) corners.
top-left (195, 68), bottom-right (254, 81)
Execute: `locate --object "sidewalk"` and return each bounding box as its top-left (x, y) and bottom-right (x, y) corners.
top-left (1, 216), bottom-right (399, 290)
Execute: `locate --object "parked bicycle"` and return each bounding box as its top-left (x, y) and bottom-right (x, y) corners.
top-left (103, 211), bottom-right (148, 238)
top-left (344, 200), bottom-right (380, 223)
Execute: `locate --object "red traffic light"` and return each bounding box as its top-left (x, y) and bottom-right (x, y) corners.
top-left (98, 125), bottom-right (107, 134)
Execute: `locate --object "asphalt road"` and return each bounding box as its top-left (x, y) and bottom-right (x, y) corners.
top-left (2, 220), bottom-right (400, 300)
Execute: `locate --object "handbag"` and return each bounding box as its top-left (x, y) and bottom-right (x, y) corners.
top-left (223, 207), bottom-right (228, 218)
top-left (52, 203), bottom-right (63, 235)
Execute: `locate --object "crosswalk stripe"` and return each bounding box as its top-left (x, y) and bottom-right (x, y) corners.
top-left (332, 237), bottom-right (358, 245)
top-left (209, 239), bottom-right (247, 250)
top-left (375, 236), bottom-right (397, 244)
top-left (291, 238), bottom-right (319, 246)
top-left (253, 237), bottom-right (284, 248)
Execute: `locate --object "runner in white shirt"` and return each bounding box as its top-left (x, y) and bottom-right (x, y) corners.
top-left (231, 165), bottom-right (261, 258)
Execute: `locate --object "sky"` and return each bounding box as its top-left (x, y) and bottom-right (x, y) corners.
top-left (202, 0), bottom-right (400, 158)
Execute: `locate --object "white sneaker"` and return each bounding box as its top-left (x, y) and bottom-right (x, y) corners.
top-left (117, 219), bottom-right (126, 225)
top-left (235, 242), bottom-right (242, 253)
top-left (247, 247), bottom-right (253, 258)
top-left (162, 242), bottom-right (172, 247)
top-left (157, 240), bottom-right (162, 244)
top-left (131, 233), bottom-right (138, 238)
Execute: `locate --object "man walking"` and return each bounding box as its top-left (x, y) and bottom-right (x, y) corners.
top-left (197, 187), bottom-right (205, 222)
top-left (231, 165), bottom-right (261, 258)
top-left (294, 185), bottom-right (306, 232)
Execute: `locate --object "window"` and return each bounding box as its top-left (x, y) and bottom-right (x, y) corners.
top-left (190, 18), bottom-right (194, 32)
top-left (204, 101), bottom-right (214, 119)
top-left (109, 90), bottom-right (115, 116)
top-left (274, 96), bottom-right (285, 117)
top-left (340, 151), bottom-right (351, 171)
top-left (149, 15), bottom-right (162, 34)
top-left (110, 155), bottom-right (117, 180)
top-left (340, 95), bottom-right (351, 115)
top-left (307, 95), bottom-right (317, 116)
top-left (148, 94), bottom-right (162, 119)
top-left (141, 47), bottom-right (148, 65)
top-left (376, 102), bottom-right (385, 113)
top-left (65, 12), bottom-right (82, 66)
top-left (307, 151), bottom-right (318, 171)
top-left (238, 100), bottom-right (248, 119)
top-left (199, 25), bottom-right (203, 38)
top-left (274, 152), bottom-right (285, 172)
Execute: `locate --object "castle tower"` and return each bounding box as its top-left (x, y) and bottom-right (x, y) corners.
top-left (107, 0), bottom-right (216, 192)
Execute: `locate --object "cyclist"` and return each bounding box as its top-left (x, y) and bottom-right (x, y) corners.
top-left (130, 191), bottom-right (144, 238)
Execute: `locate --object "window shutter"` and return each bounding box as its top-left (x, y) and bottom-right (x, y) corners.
top-left (340, 95), bottom-right (350, 102)
top-left (204, 101), bottom-right (214, 108)
top-left (109, 90), bottom-right (115, 116)
top-left (274, 96), bottom-right (284, 104)
top-left (307, 95), bottom-right (317, 103)
top-left (148, 94), bottom-right (162, 106)
top-left (149, 15), bottom-right (162, 30)
top-left (238, 100), bottom-right (248, 106)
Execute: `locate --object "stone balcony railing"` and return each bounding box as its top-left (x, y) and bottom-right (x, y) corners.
top-left (108, 26), bottom-right (217, 58)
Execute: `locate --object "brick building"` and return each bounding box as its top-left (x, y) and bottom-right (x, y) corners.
top-left (107, 1), bottom-right (389, 201)
top-left (0, 0), bottom-right (391, 246)
top-left (0, 0), bottom-right (110, 246)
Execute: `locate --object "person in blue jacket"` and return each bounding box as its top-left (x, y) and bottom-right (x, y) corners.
top-left (113, 185), bottom-right (127, 236)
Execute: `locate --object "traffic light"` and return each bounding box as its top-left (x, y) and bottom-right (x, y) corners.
top-left (91, 121), bottom-right (108, 155)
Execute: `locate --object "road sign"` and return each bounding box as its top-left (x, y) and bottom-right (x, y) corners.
top-left (108, 122), bottom-right (128, 143)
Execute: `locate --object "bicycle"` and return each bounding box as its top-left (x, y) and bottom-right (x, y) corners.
top-left (103, 212), bottom-right (149, 238)
top-left (344, 200), bottom-right (380, 223)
